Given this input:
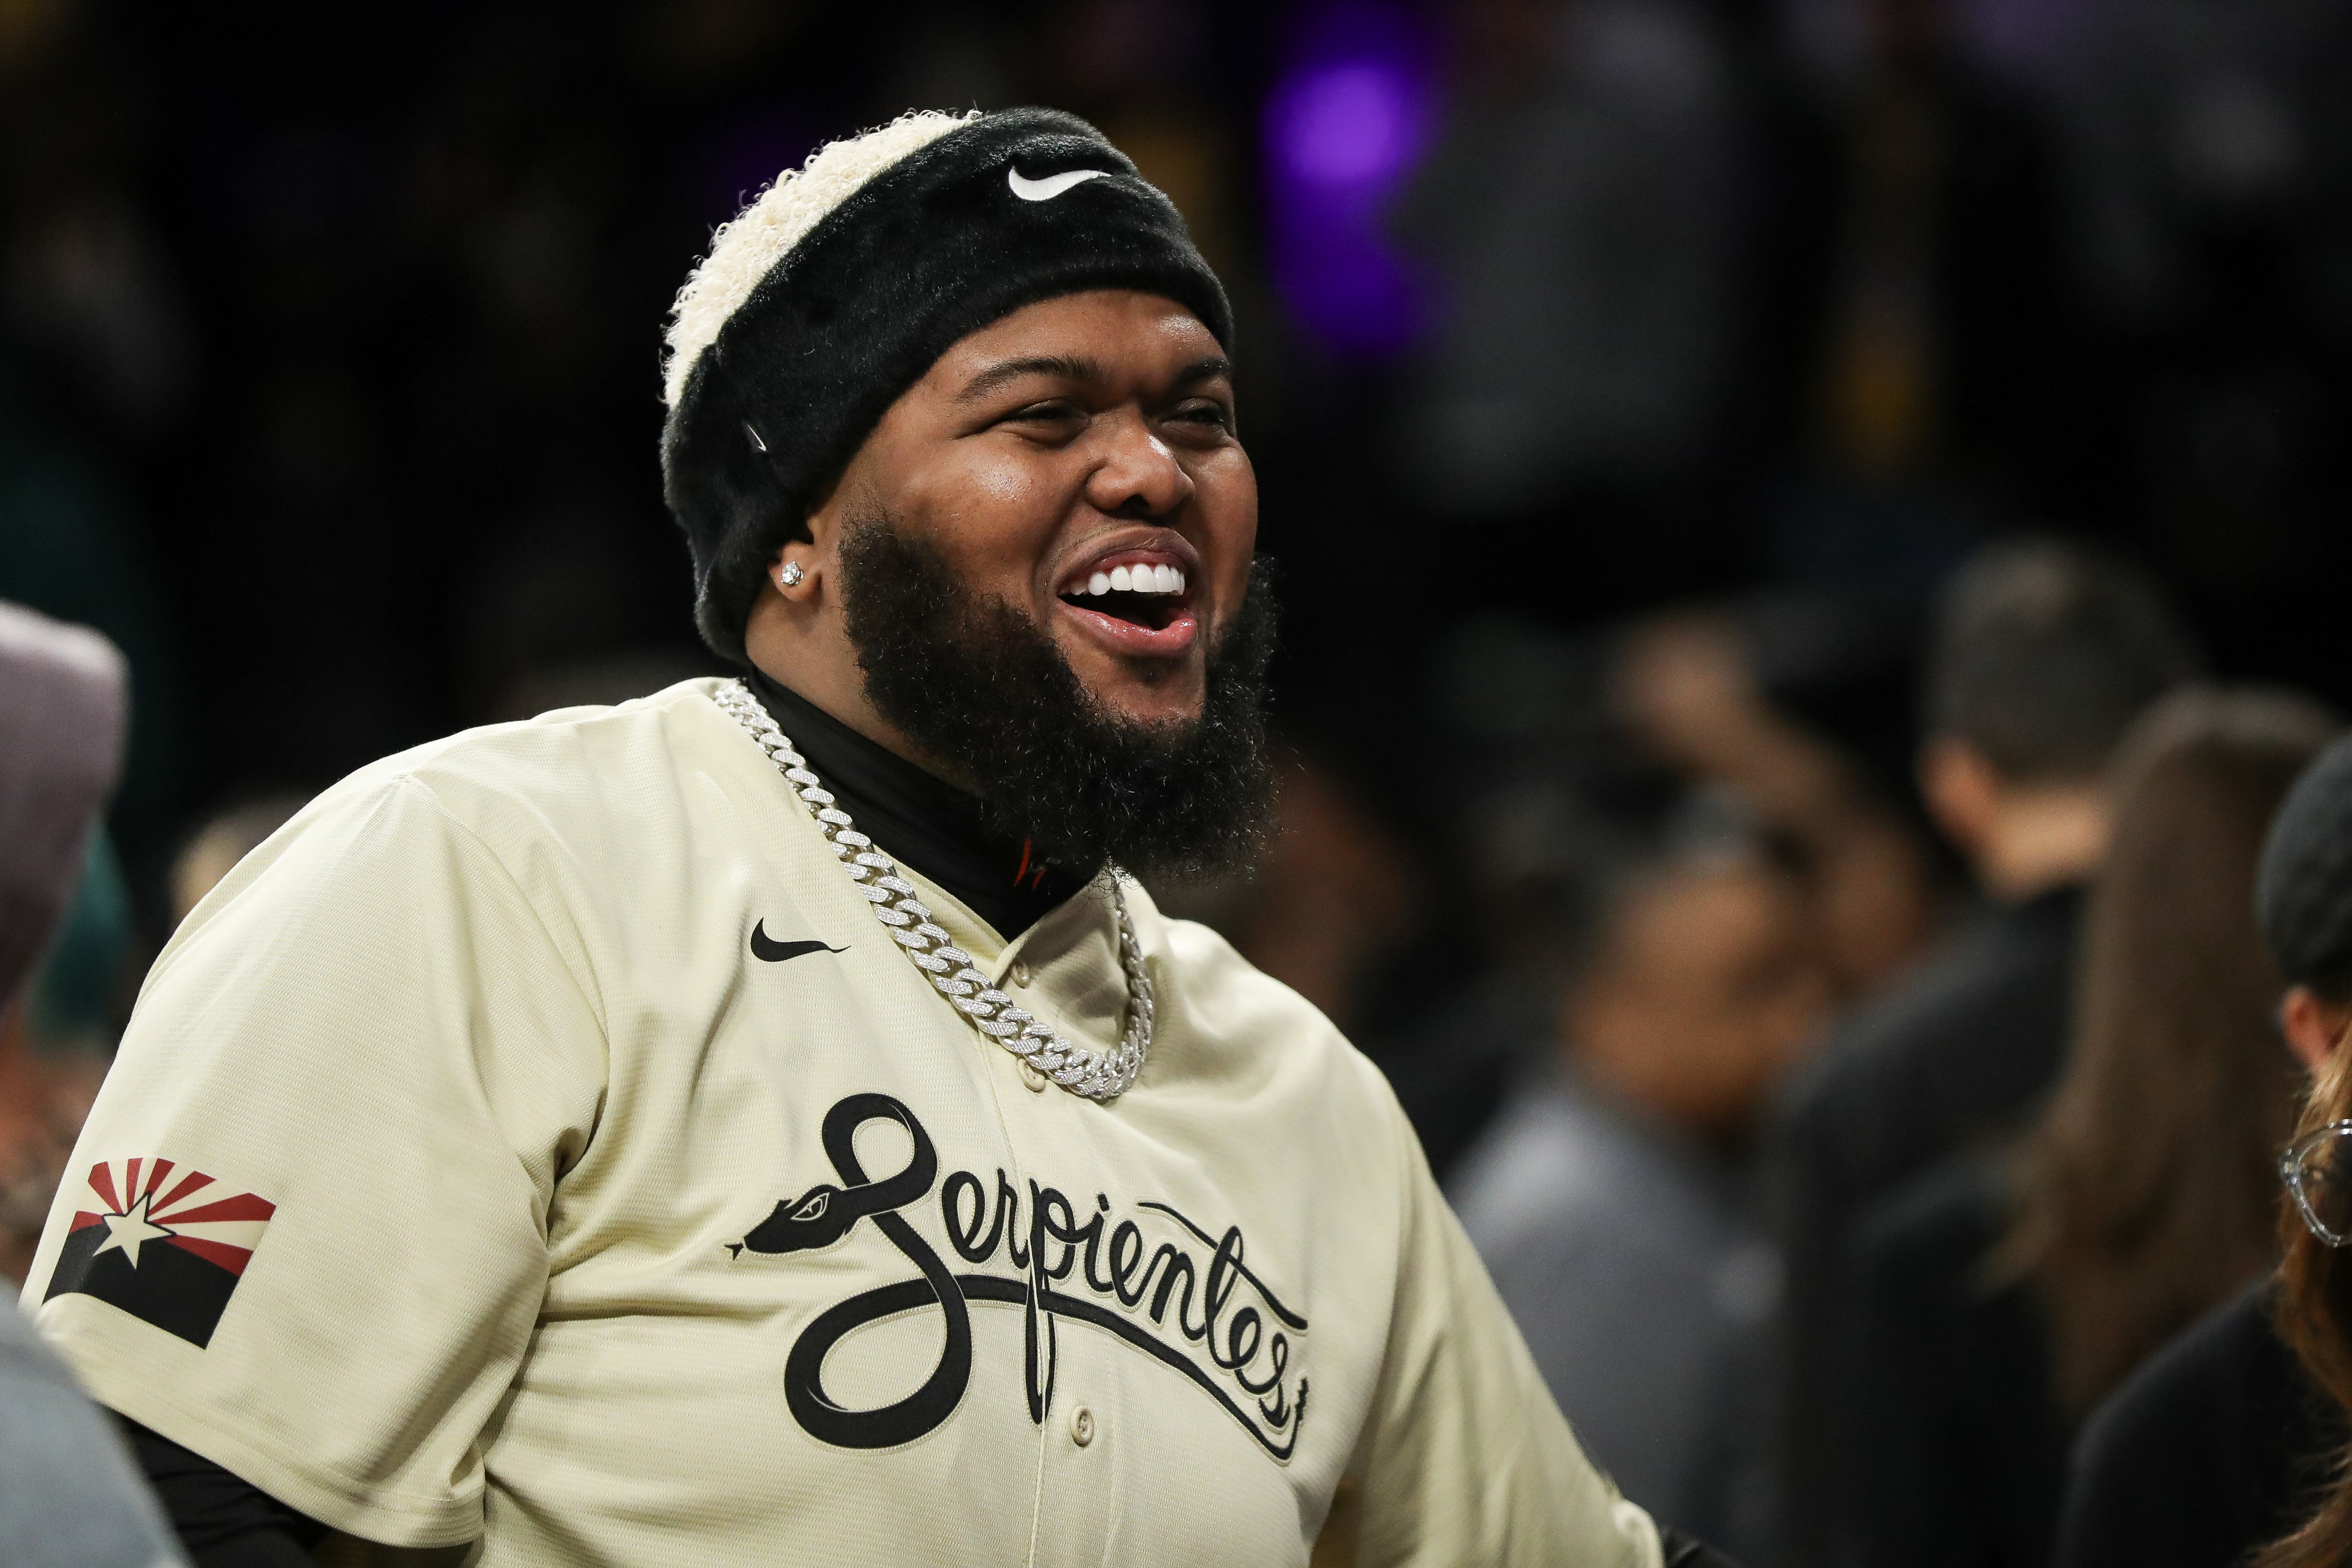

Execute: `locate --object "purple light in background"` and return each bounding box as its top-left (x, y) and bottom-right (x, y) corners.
top-left (1274, 64), bottom-right (1418, 185)
top-left (1262, 6), bottom-right (1433, 356)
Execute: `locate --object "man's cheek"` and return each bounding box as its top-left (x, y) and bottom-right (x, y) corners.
top-left (944, 457), bottom-right (1067, 556)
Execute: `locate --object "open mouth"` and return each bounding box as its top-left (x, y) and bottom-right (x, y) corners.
top-left (1058, 560), bottom-right (1190, 633)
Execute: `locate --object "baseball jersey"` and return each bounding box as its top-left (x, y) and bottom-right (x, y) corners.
top-left (23, 677), bottom-right (1662, 1568)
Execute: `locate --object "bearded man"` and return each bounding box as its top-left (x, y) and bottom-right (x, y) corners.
top-left (22, 109), bottom-right (1703, 1567)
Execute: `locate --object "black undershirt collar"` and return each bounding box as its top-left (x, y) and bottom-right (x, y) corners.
top-left (745, 670), bottom-right (1097, 940)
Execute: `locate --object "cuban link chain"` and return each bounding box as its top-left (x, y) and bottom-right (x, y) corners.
top-left (713, 678), bottom-right (1152, 1101)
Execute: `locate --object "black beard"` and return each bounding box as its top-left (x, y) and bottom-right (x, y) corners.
top-left (836, 513), bottom-right (1277, 884)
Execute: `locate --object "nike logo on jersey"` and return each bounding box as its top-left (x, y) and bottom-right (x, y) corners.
top-left (750, 921), bottom-right (847, 963)
top-left (1006, 165), bottom-right (1108, 202)
top-left (45, 1158), bottom-right (277, 1348)
top-left (730, 1093), bottom-right (1309, 1460)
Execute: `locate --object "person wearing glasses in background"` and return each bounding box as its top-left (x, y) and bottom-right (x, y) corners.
top-left (2265, 1079), bottom-right (2352, 1568)
top-left (2053, 734), bottom-right (2352, 1568)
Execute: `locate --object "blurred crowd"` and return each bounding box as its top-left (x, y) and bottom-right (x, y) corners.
top-left (11, 0), bottom-right (2352, 1564)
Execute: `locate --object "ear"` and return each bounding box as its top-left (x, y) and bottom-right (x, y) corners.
top-left (771, 469), bottom-right (850, 603)
top-left (2282, 985), bottom-right (2352, 1074)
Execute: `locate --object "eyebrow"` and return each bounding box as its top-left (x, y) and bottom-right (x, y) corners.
top-left (956, 355), bottom-right (1103, 404)
top-left (1171, 355), bottom-right (1234, 389)
top-left (953, 352), bottom-right (1235, 404)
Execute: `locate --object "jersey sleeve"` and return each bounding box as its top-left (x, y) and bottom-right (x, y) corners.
top-left (18, 774), bottom-right (607, 1550)
top-left (1349, 1089), bottom-right (1664, 1568)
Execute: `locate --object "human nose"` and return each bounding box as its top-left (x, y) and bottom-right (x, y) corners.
top-left (1083, 407), bottom-right (1195, 521)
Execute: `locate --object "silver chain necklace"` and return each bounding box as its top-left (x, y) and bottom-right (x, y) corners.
top-left (713, 678), bottom-right (1153, 1101)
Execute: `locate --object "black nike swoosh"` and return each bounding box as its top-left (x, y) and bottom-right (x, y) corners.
top-left (750, 921), bottom-right (849, 963)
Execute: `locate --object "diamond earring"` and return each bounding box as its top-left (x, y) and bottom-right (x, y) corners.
top-left (778, 561), bottom-right (805, 589)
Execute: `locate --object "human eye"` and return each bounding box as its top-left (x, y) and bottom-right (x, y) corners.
top-left (998, 397), bottom-right (1088, 437)
top-left (1167, 397), bottom-right (1233, 436)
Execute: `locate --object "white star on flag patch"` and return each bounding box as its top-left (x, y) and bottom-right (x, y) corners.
top-left (44, 1158), bottom-right (277, 1347)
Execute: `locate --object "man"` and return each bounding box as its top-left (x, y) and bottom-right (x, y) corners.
top-left (1449, 783), bottom-right (1830, 1564)
top-left (1768, 539), bottom-right (2197, 1562)
top-left (0, 601), bottom-right (186, 1568)
top-left (2051, 732), bottom-right (2352, 1568)
top-left (21, 109), bottom-right (1686, 1566)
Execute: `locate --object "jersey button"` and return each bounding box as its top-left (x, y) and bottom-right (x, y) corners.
top-left (1009, 959), bottom-right (1033, 988)
top-left (1021, 1061), bottom-right (1051, 1093)
top-left (1070, 1407), bottom-right (1095, 1447)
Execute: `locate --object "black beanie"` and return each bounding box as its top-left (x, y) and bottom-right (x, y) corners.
top-left (2257, 733), bottom-right (2352, 997)
top-left (659, 107), bottom-right (1234, 663)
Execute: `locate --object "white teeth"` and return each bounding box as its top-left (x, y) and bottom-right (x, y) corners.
top-left (1068, 563), bottom-right (1188, 599)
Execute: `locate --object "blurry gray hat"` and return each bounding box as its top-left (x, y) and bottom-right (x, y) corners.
top-left (0, 601), bottom-right (127, 1009)
top-left (2257, 732), bottom-right (2352, 998)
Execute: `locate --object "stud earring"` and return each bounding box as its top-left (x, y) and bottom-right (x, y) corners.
top-left (779, 561), bottom-right (805, 589)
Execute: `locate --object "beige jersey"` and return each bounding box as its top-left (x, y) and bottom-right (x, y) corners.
top-left (24, 678), bottom-right (1660, 1568)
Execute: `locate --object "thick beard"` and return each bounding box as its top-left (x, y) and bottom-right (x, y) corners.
top-left (837, 511), bottom-right (1277, 884)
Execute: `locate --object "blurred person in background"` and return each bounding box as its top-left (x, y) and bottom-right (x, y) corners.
top-left (1451, 776), bottom-right (1832, 1563)
top-left (1614, 611), bottom-right (1939, 1000)
top-left (0, 600), bottom-right (188, 1567)
top-left (1, 601), bottom-right (139, 1284)
top-left (1770, 537), bottom-right (2198, 1560)
top-left (1395, 593), bottom-right (1943, 1191)
top-left (1845, 686), bottom-right (2336, 1567)
top-left (2052, 732), bottom-right (2352, 1568)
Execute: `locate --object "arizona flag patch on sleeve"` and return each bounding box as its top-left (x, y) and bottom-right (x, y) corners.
top-left (44, 1158), bottom-right (276, 1348)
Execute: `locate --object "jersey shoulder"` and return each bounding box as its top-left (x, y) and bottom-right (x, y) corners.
top-left (359, 676), bottom-right (737, 833)
top-left (279, 678), bottom-right (738, 861)
top-left (1129, 887), bottom-right (1404, 1122)
top-left (173, 680), bottom-right (741, 947)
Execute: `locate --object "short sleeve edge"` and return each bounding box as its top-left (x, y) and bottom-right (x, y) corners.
top-left (54, 1325), bottom-right (483, 1550)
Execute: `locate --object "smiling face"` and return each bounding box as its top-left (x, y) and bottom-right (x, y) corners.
top-left (741, 287), bottom-right (1274, 878)
top-left (745, 288), bottom-right (1256, 756)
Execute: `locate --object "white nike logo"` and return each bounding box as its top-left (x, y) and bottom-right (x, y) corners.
top-left (1007, 166), bottom-right (1110, 202)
